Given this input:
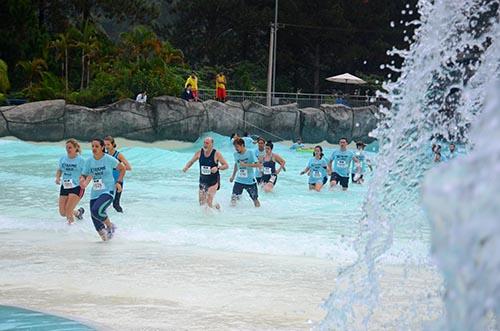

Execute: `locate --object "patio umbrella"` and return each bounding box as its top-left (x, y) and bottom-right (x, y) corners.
top-left (326, 73), bottom-right (366, 94)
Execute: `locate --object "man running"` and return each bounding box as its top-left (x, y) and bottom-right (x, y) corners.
top-left (328, 138), bottom-right (358, 191)
top-left (183, 137), bottom-right (229, 209)
top-left (80, 138), bottom-right (126, 241)
top-left (351, 141), bottom-right (372, 184)
top-left (229, 137), bottom-right (261, 207)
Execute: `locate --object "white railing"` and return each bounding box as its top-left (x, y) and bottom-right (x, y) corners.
top-left (197, 88), bottom-right (389, 108)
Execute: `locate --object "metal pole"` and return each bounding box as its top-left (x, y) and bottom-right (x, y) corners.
top-left (272, 0), bottom-right (278, 103)
top-left (266, 24), bottom-right (274, 107)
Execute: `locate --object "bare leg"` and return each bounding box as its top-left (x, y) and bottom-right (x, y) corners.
top-left (65, 193), bottom-right (81, 224)
top-left (330, 180), bottom-right (338, 190)
top-left (199, 189), bottom-right (208, 206)
top-left (315, 183), bottom-right (323, 192)
top-left (59, 196), bottom-right (68, 217)
top-left (206, 184), bottom-right (219, 209)
top-left (263, 183), bottom-right (274, 193)
top-left (253, 199), bottom-right (261, 207)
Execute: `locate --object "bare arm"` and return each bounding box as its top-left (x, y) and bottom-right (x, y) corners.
top-left (230, 163), bottom-right (237, 182)
top-left (118, 153), bottom-right (132, 171)
top-left (300, 166), bottom-right (310, 175)
top-left (273, 153), bottom-right (286, 173)
top-left (215, 151), bottom-right (229, 171)
top-left (80, 174), bottom-right (92, 189)
top-left (55, 169), bottom-right (62, 185)
top-left (183, 151), bottom-right (200, 172)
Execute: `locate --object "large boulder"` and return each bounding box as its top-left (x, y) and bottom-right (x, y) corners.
top-left (204, 100), bottom-right (245, 136)
top-left (64, 104), bottom-right (105, 140)
top-left (242, 101), bottom-right (300, 141)
top-left (320, 104), bottom-right (353, 143)
top-left (101, 99), bottom-right (156, 141)
top-left (351, 105), bottom-right (379, 143)
top-left (299, 107), bottom-right (329, 143)
top-left (2, 100), bottom-right (65, 141)
top-left (0, 108), bottom-right (10, 137)
top-left (153, 96), bottom-right (205, 141)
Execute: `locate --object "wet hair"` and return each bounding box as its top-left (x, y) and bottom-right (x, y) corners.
top-left (233, 137), bottom-right (245, 146)
top-left (257, 137), bottom-right (266, 143)
top-left (91, 138), bottom-right (106, 153)
top-left (339, 137), bottom-right (348, 143)
top-left (66, 138), bottom-right (81, 154)
top-left (230, 133), bottom-right (237, 140)
top-left (356, 141), bottom-right (366, 149)
top-left (104, 135), bottom-right (117, 148)
top-left (265, 141), bottom-right (274, 150)
top-left (313, 145), bottom-right (324, 158)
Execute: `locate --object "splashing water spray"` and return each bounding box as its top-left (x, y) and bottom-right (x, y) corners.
top-left (320, 0), bottom-right (499, 330)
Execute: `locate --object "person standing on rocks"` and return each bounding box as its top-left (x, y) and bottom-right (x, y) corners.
top-left (181, 84), bottom-right (195, 102)
top-left (135, 91), bottom-right (147, 104)
top-left (185, 73), bottom-right (199, 101)
top-left (104, 136), bottom-right (132, 213)
top-left (215, 72), bottom-right (227, 102)
top-left (55, 138), bottom-right (86, 224)
top-left (230, 137), bottom-right (261, 207)
top-left (183, 137), bottom-right (229, 209)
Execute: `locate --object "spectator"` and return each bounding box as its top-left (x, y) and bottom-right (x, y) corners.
top-left (181, 84), bottom-right (195, 102)
top-left (215, 72), bottom-right (226, 102)
top-left (135, 91), bottom-right (147, 104)
top-left (185, 73), bottom-right (199, 101)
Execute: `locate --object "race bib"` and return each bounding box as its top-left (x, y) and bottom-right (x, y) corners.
top-left (238, 169), bottom-right (248, 178)
top-left (337, 160), bottom-right (347, 168)
top-left (313, 170), bottom-right (322, 178)
top-left (93, 178), bottom-right (105, 190)
top-left (63, 179), bottom-right (74, 189)
top-left (201, 165), bottom-right (212, 175)
top-left (263, 167), bottom-right (272, 175)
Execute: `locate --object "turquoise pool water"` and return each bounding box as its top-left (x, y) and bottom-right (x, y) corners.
top-left (0, 305), bottom-right (94, 330)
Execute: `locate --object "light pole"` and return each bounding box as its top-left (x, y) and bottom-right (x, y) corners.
top-left (266, 0), bottom-right (278, 107)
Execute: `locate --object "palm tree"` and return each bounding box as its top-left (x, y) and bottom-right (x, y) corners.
top-left (0, 59), bottom-right (10, 93)
top-left (50, 33), bottom-right (70, 96)
top-left (17, 58), bottom-right (48, 100)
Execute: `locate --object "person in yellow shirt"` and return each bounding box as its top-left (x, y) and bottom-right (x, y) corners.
top-left (215, 72), bottom-right (227, 102)
top-left (185, 73), bottom-right (199, 101)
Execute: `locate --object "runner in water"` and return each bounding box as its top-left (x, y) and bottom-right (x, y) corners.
top-left (55, 139), bottom-right (85, 224)
top-left (255, 137), bottom-right (266, 184)
top-left (300, 145), bottom-right (328, 192)
top-left (230, 137), bottom-right (261, 207)
top-left (104, 136), bottom-right (132, 213)
top-left (328, 138), bottom-right (358, 191)
top-left (183, 137), bottom-right (229, 209)
top-left (80, 138), bottom-right (126, 241)
top-left (261, 141), bottom-right (286, 193)
top-left (447, 143), bottom-right (457, 160)
top-left (351, 141), bottom-right (372, 184)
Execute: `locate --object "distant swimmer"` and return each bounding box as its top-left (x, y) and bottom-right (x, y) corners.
top-left (55, 139), bottom-right (85, 224)
top-left (351, 141), bottom-right (372, 184)
top-left (328, 138), bottom-right (358, 191)
top-left (104, 136), bottom-right (132, 213)
top-left (261, 141), bottom-right (286, 193)
top-left (255, 137), bottom-right (266, 184)
top-left (230, 137), bottom-right (261, 207)
top-left (300, 145), bottom-right (328, 192)
top-left (183, 137), bottom-right (229, 209)
top-left (290, 138), bottom-right (305, 150)
top-left (80, 138), bottom-right (126, 241)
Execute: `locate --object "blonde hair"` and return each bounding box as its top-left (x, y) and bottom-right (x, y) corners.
top-left (66, 138), bottom-right (81, 154)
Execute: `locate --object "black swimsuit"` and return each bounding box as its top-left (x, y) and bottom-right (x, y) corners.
top-left (199, 148), bottom-right (220, 190)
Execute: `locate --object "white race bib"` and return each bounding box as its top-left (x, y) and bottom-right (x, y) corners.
top-left (201, 165), bottom-right (212, 175)
top-left (63, 179), bottom-right (75, 189)
top-left (313, 170), bottom-right (322, 178)
top-left (238, 169), bottom-right (248, 178)
top-left (337, 160), bottom-right (347, 168)
top-left (93, 178), bottom-right (105, 190)
top-left (263, 167), bottom-right (272, 175)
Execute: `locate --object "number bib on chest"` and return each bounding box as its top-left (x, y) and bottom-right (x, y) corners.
top-left (92, 178), bottom-right (105, 190)
top-left (263, 167), bottom-right (272, 175)
top-left (313, 170), bottom-right (322, 178)
top-left (337, 160), bottom-right (347, 168)
top-left (201, 165), bottom-right (212, 175)
top-left (238, 169), bottom-right (248, 178)
top-left (63, 179), bottom-right (75, 189)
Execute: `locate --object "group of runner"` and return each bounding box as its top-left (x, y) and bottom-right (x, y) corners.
top-left (56, 133), bottom-right (371, 241)
top-left (56, 136), bottom-right (131, 241)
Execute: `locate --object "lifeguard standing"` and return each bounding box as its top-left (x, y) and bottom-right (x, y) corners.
top-left (215, 72), bottom-right (226, 102)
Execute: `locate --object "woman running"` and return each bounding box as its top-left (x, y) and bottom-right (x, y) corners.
top-left (80, 138), bottom-right (126, 241)
top-left (300, 145), bottom-right (328, 192)
top-left (260, 141), bottom-right (286, 193)
top-left (104, 136), bottom-right (132, 213)
top-left (55, 139), bottom-right (85, 224)
top-left (183, 136), bottom-right (229, 209)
